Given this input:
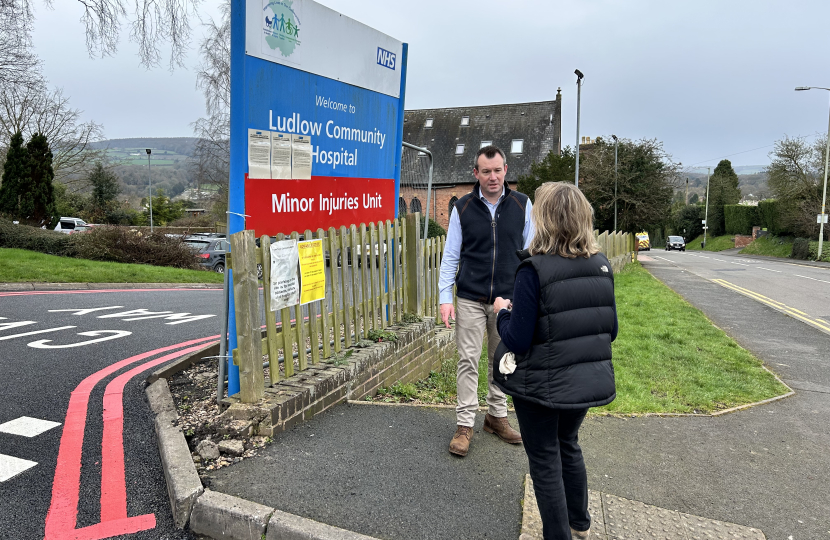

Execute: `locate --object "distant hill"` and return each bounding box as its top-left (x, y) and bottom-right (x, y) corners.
top-left (90, 137), bottom-right (198, 156)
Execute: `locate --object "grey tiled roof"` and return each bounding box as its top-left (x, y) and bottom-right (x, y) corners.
top-left (402, 95), bottom-right (561, 186)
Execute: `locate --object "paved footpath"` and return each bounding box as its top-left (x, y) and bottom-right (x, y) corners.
top-left (198, 257), bottom-right (829, 540)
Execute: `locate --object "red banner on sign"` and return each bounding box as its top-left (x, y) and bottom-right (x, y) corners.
top-left (244, 175), bottom-right (396, 236)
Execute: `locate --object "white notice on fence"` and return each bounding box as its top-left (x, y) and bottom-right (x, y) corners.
top-left (270, 239), bottom-right (300, 311)
top-left (291, 134), bottom-right (312, 179)
top-left (270, 132), bottom-right (292, 179)
top-left (248, 129), bottom-right (272, 179)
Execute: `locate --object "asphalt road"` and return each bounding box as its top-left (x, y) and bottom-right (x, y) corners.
top-left (0, 288), bottom-right (223, 540)
top-left (650, 249), bottom-right (830, 336)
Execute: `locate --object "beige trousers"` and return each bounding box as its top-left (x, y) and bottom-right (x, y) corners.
top-left (455, 297), bottom-right (508, 427)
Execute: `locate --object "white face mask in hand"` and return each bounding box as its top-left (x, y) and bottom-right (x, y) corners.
top-left (499, 352), bottom-right (516, 376)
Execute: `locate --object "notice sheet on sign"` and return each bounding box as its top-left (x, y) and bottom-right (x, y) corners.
top-left (248, 129), bottom-right (272, 179)
top-left (269, 239), bottom-right (300, 310)
top-left (298, 239), bottom-right (325, 304)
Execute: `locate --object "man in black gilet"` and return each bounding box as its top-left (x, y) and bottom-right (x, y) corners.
top-left (438, 145), bottom-right (534, 457)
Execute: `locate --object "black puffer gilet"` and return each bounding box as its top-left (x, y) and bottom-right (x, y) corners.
top-left (494, 252), bottom-right (617, 409)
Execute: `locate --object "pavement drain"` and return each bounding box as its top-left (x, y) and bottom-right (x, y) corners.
top-left (520, 475), bottom-right (765, 540)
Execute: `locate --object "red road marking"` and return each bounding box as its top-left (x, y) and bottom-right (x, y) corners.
top-left (44, 336), bottom-right (220, 540)
top-left (0, 288), bottom-right (221, 298)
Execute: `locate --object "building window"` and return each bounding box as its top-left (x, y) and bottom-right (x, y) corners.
top-left (410, 197), bottom-right (422, 214)
top-left (425, 118), bottom-right (433, 128)
top-left (480, 140), bottom-right (492, 149)
top-left (455, 144), bottom-right (465, 155)
top-left (398, 197), bottom-right (407, 216)
top-left (449, 196), bottom-right (458, 215)
top-left (511, 139), bottom-right (524, 154)
top-left (461, 116), bottom-right (469, 126)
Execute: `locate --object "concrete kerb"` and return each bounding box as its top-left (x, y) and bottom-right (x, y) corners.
top-left (145, 376), bottom-right (384, 540)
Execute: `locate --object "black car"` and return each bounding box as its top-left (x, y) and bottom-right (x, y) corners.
top-left (184, 236), bottom-right (228, 273)
top-left (665, 235), bottom-right (686, 251)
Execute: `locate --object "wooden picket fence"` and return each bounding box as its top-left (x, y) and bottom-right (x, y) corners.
top-left (227, 220), bottom-right (630, 403)
top-left (227, 213), bottom-right (443, 403)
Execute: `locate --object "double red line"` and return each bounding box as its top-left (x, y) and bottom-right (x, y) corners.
top-left (44, 336), bottom-right (219, 540)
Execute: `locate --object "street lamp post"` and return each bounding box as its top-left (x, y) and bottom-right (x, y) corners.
top-left (574, 69), bottom-right (584, 188)
top-left (146, 148), bottom-right (154, 232)
top-left (795, 86), bottom-right (830, 259)
top-left (703, 166), bottom-right (711, 248)
top-left (612, 134), bottom-right (618, 231)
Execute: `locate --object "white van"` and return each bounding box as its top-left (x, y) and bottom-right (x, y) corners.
top-left (54, 217), bottom-right (88, 234)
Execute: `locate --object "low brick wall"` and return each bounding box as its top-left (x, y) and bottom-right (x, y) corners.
top-left (734, 235), bottom-right (753, 248)
top-left (219, 319), bottom-right (455, 437)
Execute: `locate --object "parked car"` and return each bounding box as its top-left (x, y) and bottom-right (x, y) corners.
top-left (665, 235), bottom-right (686, 251)
top-left (184, 236), bottom-right (228, 273)
top-left (54, 217), bottom-right (88, 234)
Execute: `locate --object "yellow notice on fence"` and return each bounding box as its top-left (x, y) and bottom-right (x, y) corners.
top-left (299, 239), bottom-right (326, 305)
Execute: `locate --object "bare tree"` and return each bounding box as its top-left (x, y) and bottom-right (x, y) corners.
top-left (766, 135), bottom-right (827, 238)
top-left (0, 0), bottom-right (39, 90)
top-left (190, 3), bottom-right (229, 203)
top-left (0, 80), bottom-right (104, 188)
top-left (2, 0), bottom-right (200, 69)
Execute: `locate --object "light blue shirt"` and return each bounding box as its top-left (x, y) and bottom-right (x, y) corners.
top-left (438, 186), bottom-right (535, 304)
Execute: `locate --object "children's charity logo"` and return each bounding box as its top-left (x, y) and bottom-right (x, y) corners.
top-left (263, 0), bottom-right (301, 57)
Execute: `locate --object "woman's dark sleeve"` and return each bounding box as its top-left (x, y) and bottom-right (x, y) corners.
top-left (496, 265), bottom-right (540, 355)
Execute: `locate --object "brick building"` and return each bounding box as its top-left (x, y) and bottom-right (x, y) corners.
top-left (399, 90), bottom-right (562, 230)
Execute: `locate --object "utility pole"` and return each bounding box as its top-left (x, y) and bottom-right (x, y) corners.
top-left (146, 149), bottom-right (154, 232)
top-left (685, 178), bottom-right (689, 205)
top-left (703, 167), bottom-right (711, 248)
top-left (612, 134), bottom-right (618, 231)
top-left (574, 69), bottom-right (584, 188)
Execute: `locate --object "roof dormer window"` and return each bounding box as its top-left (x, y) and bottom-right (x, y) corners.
top-left (460, 116), bottom-right (469, 126)
top-left (455, 144), bottom-right (465, 155)
top-left (425, 118), bottom-right (433, 128)
top-left (511, 139), bottom-right (524, 154)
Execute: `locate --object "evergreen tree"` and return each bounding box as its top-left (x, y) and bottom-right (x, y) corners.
top-left (18, 133), bottom-right (56, 226)
top-left (0, 131), bottom-right (27, 215)
top-left (88, 161), bottom-right (121, 220)
top-left (706, 159), bottom-right (741, 236)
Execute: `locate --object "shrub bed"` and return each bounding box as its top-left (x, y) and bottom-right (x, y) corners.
top-left (0, 219), bottom-right (75, 256)
top-left (0, 219), bottom-right (200, 269)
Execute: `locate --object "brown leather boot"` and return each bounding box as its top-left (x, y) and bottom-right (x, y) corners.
top-left (483, 413), bottom-right (522, 444)
top-left (449, 425), bottom-right (473, 456)
top-left (570, 526), bottom-right (590, 539)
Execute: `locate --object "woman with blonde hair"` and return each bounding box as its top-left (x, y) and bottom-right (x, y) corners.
top-left (493, 182), bottom-right (617, 540)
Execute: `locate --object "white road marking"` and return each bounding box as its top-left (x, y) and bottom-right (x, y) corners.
top-left (0, 453), bottom-right (37, 482)
top-left (756, 267), bottom-right (782, 273)
top-left (27, 330), bottom-right (132, 349)
top-left (48, 306), bottom-right (124, 315)
top-left (730, 261), bottom-right (749, 266)
top-left (0, 416), bottom-right (61, 437)
top-left (0, 326), bottom-right (76, 341)
top-left (793, 274), bottom-right (830, 285)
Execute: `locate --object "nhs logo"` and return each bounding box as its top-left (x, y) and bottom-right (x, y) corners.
top-left (376, 47), bottom-right (396, 70)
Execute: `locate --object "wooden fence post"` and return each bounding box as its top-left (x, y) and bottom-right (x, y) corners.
top-left (405, 212), bottom-right (423, 316)
top-left (260, 234), bottom-right (280, 384)
top-left (229, 230), bottom-right (264, 403)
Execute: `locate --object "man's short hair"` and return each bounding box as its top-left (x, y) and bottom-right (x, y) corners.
top-left (474, 145), bottom-right (507, 170)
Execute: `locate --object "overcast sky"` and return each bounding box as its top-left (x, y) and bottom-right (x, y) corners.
top-left (31, 0), bottom-right (830, 170)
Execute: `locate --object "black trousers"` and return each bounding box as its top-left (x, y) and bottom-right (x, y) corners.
top-left (513, 396), bottom-right (590, 540)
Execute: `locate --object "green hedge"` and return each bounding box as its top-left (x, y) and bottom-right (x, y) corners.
top-left (0, 219), bottom-right (75, 256)
top-left (724, 205), bottom-right (758, 235)
top-left (0, 219), bottom-right (200, 269)
top-left (757, 199), bottom-right (783, 235)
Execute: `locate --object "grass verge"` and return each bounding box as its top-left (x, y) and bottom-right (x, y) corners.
top-left (1, 247), bottom-right (224, 283)
top-left (739, 235), bottom-right (794, 258)
top-left (373, 263), bottom-right (788, 415)
top-left (686, 234), bottom-right (735, 252)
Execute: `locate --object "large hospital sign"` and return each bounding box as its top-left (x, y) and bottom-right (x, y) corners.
top-left (233, 0), bottom-right (407, 236)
